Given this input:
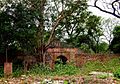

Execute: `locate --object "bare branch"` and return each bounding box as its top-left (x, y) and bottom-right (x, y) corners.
top-left (91, 0), bottom-right (120, 18)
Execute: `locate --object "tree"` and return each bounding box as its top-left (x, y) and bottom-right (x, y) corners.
top-left (80, 43), bottom-right (94, 53)
top-left (91, 0), bottom-right (120, 18)
top-left (0, 9), bottom-right (15, 61)
top-left (97, 42), bottom-right (109, 53)
top-left (56, 12), bottom-right (103, 53)
top-left (85, 15), bottom-right (103, 53)
top-left (0, 2), bottom-right (37, 61)
top-left (101, 18), bottom-right (120, 45)
top-left (24, 0), bottom-right (91, 63)
top-left (109, 26), bottom-right (120, 53)
top-left (54, 1), bottom-right (90, 46)
top-left (0, 0), bottom-right (90, 63)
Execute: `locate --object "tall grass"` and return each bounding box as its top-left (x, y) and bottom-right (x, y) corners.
top-left (12, 65), bottom-right (23, 77)
top-left (53, 63), bottom-right (80, 76)
top-left (0, 58), bottom-right (120, 78)
top-left (0, 65), bottom-right (23, 78)
top-left (27, 63), bottom-right (51, 76)
top-left (28, 63), bottom-right (81, 76)
top-left (80, 58), bottom-right (120, 75)
top-left (0, 66), bottom-right (4, 78)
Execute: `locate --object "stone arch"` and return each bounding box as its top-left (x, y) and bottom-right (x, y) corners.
top-left (55, 55), bottom-right (68, 64)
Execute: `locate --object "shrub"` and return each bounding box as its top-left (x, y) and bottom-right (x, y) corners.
top-left (113, 68), bottom-right (120, 78)
top-left (0, 65), bottom-right (23, 78)
top-left (0, 66), bottom-right (4, 78)
top-left (53, 63), bottom-right (80, 76)
top-left (80, 58), bottom-right (120, 75)
top-left (28, 63), bottom-right (51, 76)
top-left (28, 63), bottom-right (80, 76)
top-left (104, 58), bottom-right (120, 71)
top-left (12, 66), bottom-right (23, 77)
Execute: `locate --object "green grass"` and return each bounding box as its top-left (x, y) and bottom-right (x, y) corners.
top-left (80, 58), bottom-right (120, 75)
top-left (0, 65), bottom-right (23, 78)
top-left (0, 57), bottom-right (120, 78)
top-left (97, 74), bottom-right (109, 79)
top-left (12, 66), bottom-right (23, 77)
top-left (0, 66), bottom-right (4, 78)
top-left (80, 61), bottom-right (104, 75)
top-left (28, 63), bottom-right (81, 76)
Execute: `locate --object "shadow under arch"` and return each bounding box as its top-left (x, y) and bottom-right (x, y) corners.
top-left (55, 55), bottom-right (68, 64)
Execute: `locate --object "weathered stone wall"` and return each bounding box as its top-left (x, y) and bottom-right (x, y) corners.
top-left (47, 48), bottom-right (78, 62)
top-left (47, 48), bottom-right (78, 68)
top-left (0, 47), bottom-right (120, 69)
top-left (76, 53), bottom-right (120, 67)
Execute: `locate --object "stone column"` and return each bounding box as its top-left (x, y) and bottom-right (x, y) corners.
top-left (4, 62), bottom-right (12, 77)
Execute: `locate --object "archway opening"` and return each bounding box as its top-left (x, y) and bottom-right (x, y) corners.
top-left (55, 55), bottom-right (68, 64)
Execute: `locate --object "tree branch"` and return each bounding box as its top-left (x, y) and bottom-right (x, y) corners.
top-left (91, 0), bottom-right (120, 18)
top-left (46, 11), bottom-right (65, 48)
top-left (45, 0), bottom-right (81, 48)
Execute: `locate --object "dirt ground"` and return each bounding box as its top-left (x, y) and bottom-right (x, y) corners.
top-left (0, 75), bottom-right (120, 84)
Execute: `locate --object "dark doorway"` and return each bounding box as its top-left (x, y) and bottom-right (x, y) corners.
top-left (55, 55), bottom-right (67, 64)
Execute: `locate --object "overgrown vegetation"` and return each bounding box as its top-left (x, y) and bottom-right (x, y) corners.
top-left (0, 62), bottom-right (80, 78)
top-left (81, 58), bottom-right (120, 76)
top-left (0, 66), bottom-right (3, 78)
top-left (0, 65), bottom-right (23, 78)
top-left (28, 63), bottom-right (80, 76)
top-left (97, 74), bottom-right (109, 79)
top-left (12, 65), bottom-right (23, 77)
top-left (80, 58), bottom-right (120, 75)
top-left (0, 58), bottom-right (120, 78)
top-left (113, 68), bottom-right (120, 79)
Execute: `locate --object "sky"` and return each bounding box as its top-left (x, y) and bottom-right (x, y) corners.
top-left (87, 0), bottom-right (120, 43)
top-left (88, 7), bottom-right (115, 19)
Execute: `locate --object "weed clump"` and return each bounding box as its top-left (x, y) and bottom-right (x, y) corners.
top-left (114, 68), bottom-right (120, 78)
top-left (28, 62), bottom-right (80, 76)
top-left (0, 66), bottom-right (3, 78)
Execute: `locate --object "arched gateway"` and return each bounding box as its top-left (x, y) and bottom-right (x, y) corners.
top-left (55, 55), bottom-right (68, 64)
top-left (47, 48), bottom-right (78, 69)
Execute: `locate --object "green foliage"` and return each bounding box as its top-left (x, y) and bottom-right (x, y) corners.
top-left (0, 2), bottom-right (37, 55)
top-left (0, 58), bottom-right (120, 78)
top-left (110, 26), bottom-right (120, 53)
top-left (96, 42), bottom-right (109, 53)
top-left (28, 63), bottom-right (80, 76)
top-left (52, 0), bottom-right (103, 53)
top-left (28, 64), bottom-right (51, 76)
top-left (62, 14), bottom-right (102, 53)
top-left (81, 61), bottom-right (104, 75)
top-left (103, 58), bottom-right (120, 71)
top-left (12, 66), bottom-right (23, 77)
top-left (113, 68), bottom-right (120, 78)
top-left (64, 80), bottom-right (69, 84)
top-left (112, 58), bottom-right (120, 78)
top-left (0, 0), bottom-right (104, 56)
top-left (0, 66), bottom-right (3, 78)
top-left (81, 58), bottom-right (120, 75)
top-left (53, 63), bottom-right (80, 76)
top-left (113, 26), bottom-right (120, 37)
top-left (97, 74), bottom-right (108, 79)
top-left (0, 65), bottom-right (23, 78)
top-left (80, 43), bottom-right (94, 53)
